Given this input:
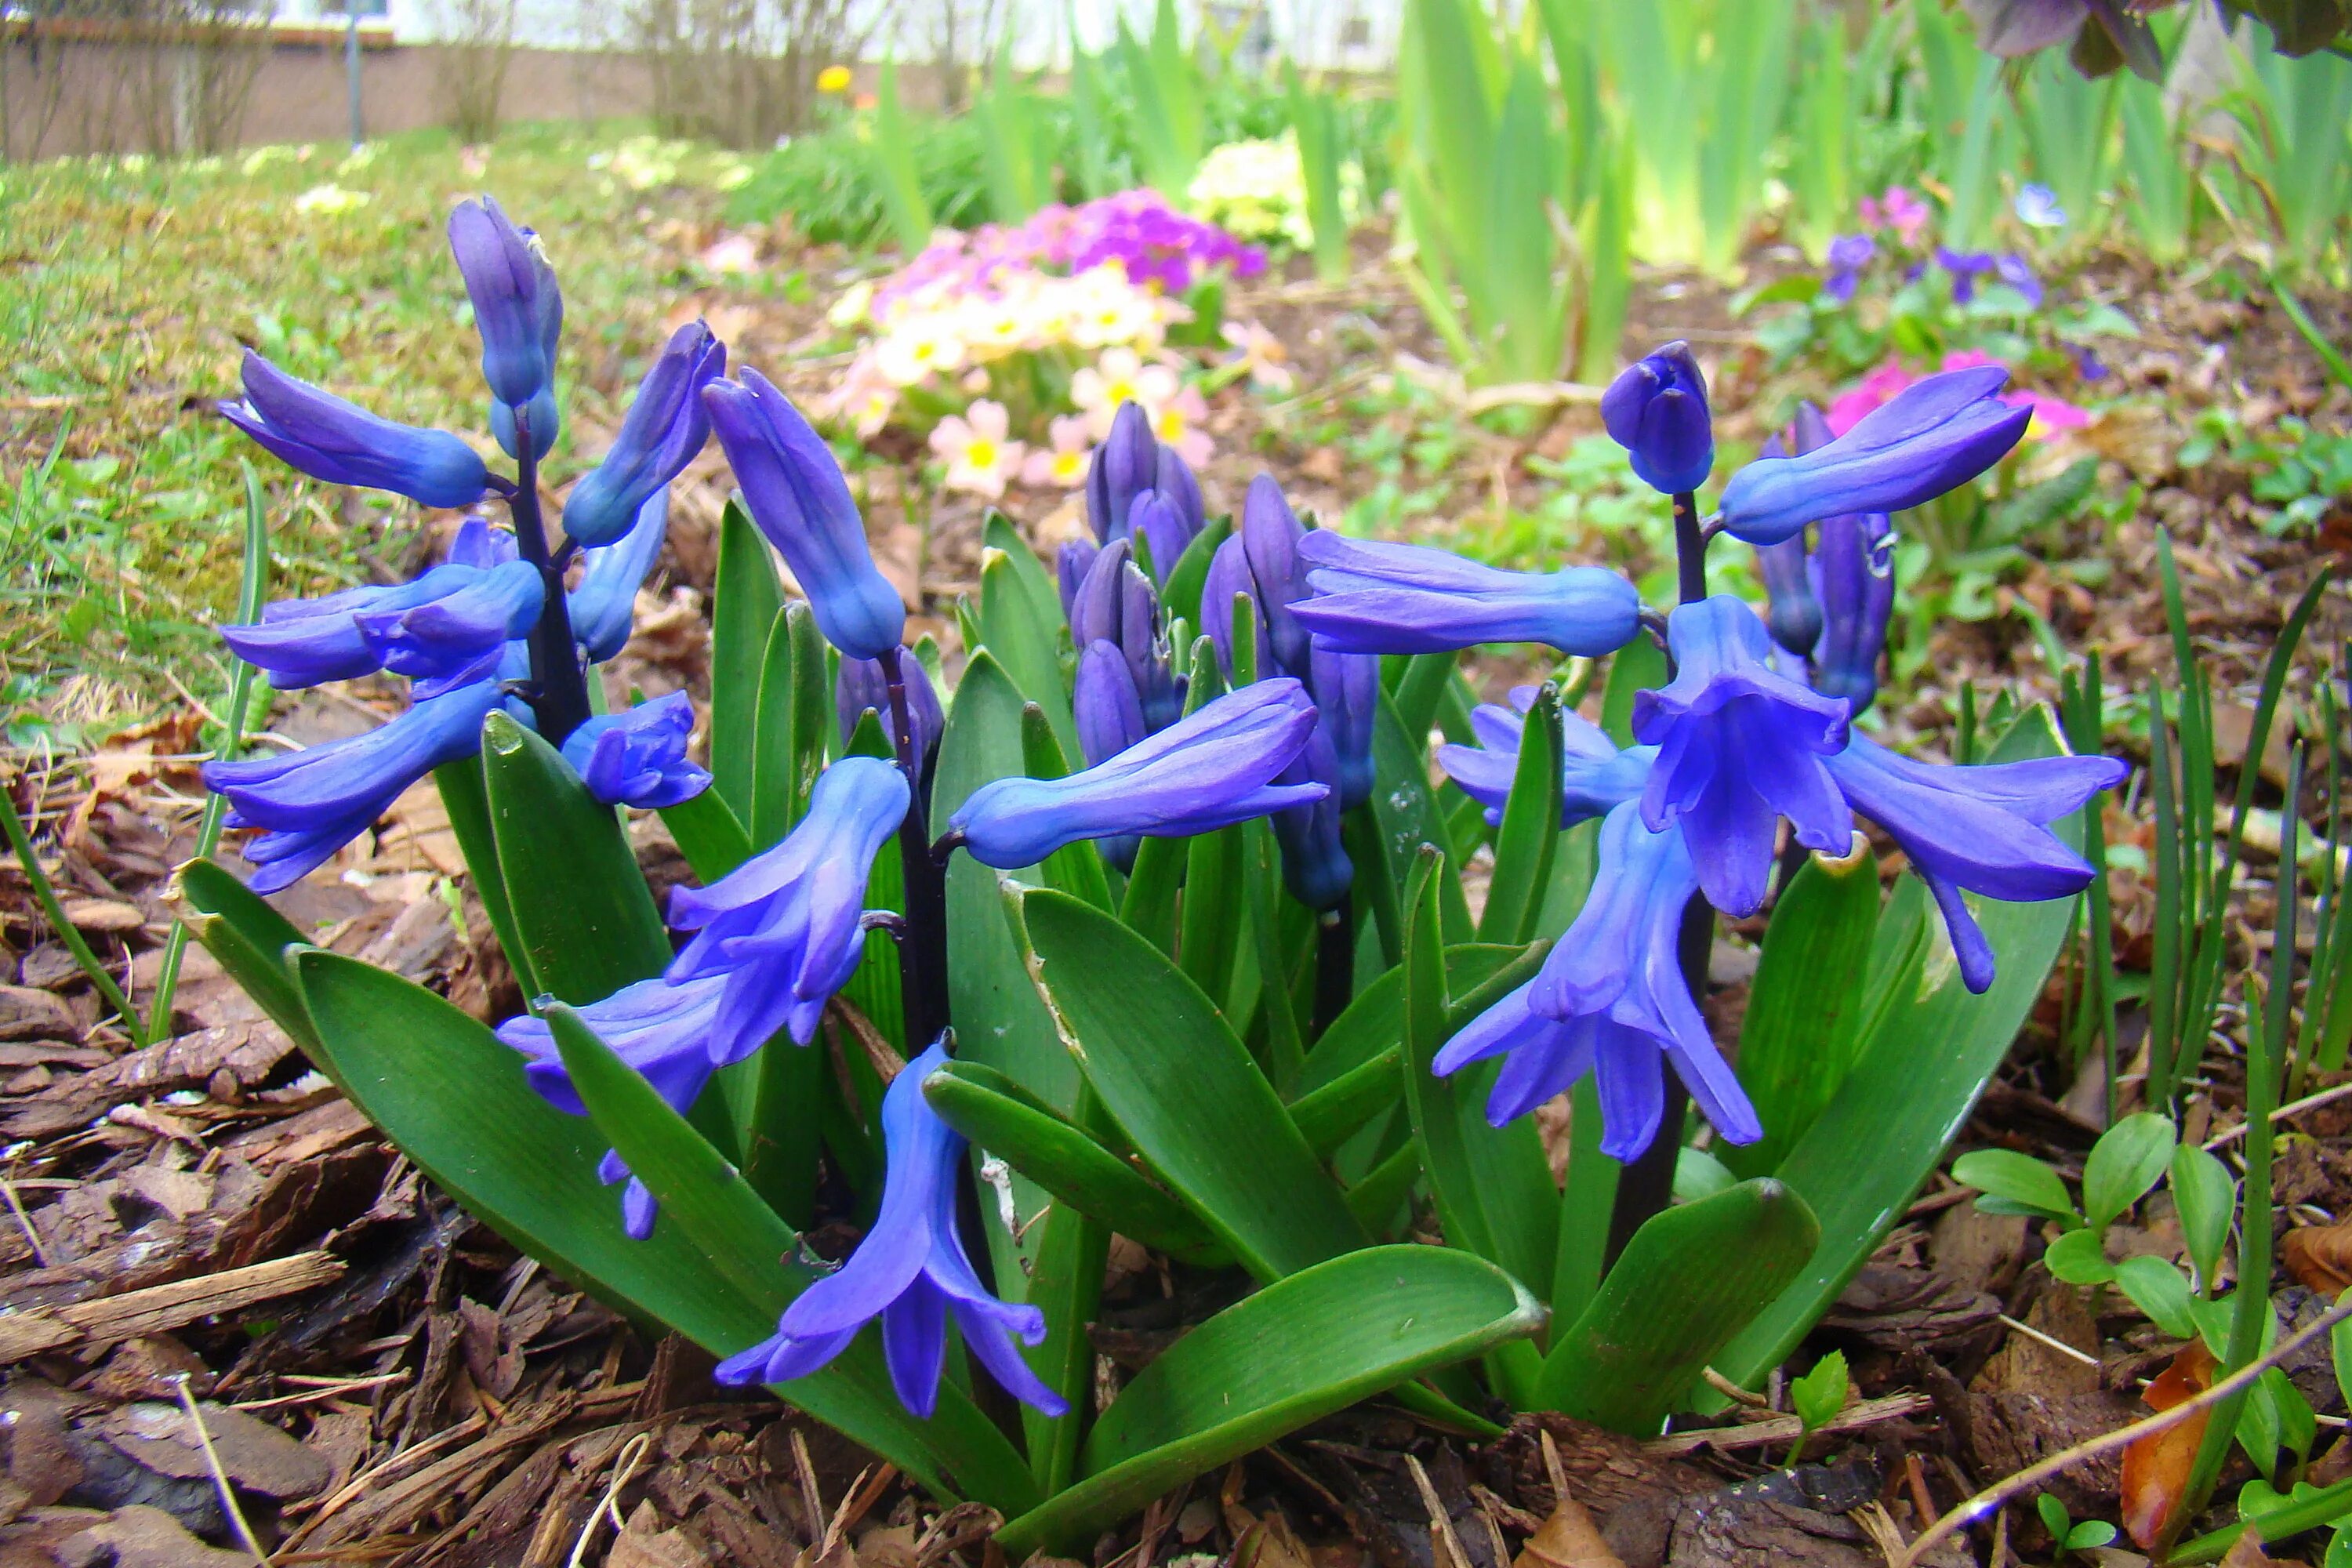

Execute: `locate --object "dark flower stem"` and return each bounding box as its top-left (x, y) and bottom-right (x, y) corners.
top-left (1312, 895), bottom-right (1355, 1040)
top-left (1605, 488), bottom-right (1711, 1268)
top-left (506, 412), bottom-right (592, 745)
top-left (884, 644), bottom-right (952, 1048)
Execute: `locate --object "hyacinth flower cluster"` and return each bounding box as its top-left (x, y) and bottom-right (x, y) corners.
top-left (203, 197), bottom-right (731, 890)
top-left (1312, 343), bottom-right (2126, 1162)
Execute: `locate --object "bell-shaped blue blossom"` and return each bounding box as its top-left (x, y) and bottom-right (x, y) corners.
top-left (665, 756), bottom-right (909, 1063)
top-left (1292, 533), bottom-right (1642, 659)
top-left (1068, 539), bottom-right (1184, 733)
top-left (1437, 688), bottom-right (1655, 828)
top-left (488, 388), bottom-right (561, 462)
top-left (1808, 511), bottom-right (1896, 716)
top-left (1718, 366), bottom-right (2032, 545)
top-left (449, 196), bottom-right (562, 416)
top-left (837, 648), bottom-right (943, 765)
top-left (1308, 643), bottom-right (1377, 812)
top-left (1083, 401), bottom-right (1202, 574)
top-left (357, 557), bottom-right (545, 696)
top-left (219, 519), bottom-right (519, 691)
top-left (498, 973), bottom-right (728, 1240)
top-left (1827, 735), bottom-right (2125, 993)
top-left (704, 369), bottom-right (906, 661)
top-left (561, 691), bottom-right (710, 810)
top-left (568, 492), bottom-right (670, 664)
top-left (1270, 721), bottom-right (1352, 911)
top-left (950, 680), bottom-right (1325, 868)
top-left (715, 1038), bottom-right (1065, 1416)
top-left (220, 351), bottom-right (490, 510)
top-left (560, 322), bottom-right (725, 547)
top-left (202, 670), bottom-right (511, 894)
top-left (1438, 802), bottom-right (1760, 1158)
top-left (1600, 343), bottom-right (1714, 495)
top-left (1632, 597), bottom-right (1853, 917)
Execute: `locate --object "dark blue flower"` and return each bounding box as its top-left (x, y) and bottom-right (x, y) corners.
top-left (1632, 597), bottom-right (1853, 916)
top-left (1936, 247), bottom-right (1995, 304)
top-left (1599, 343), bottom-right (1714, 495)
top-left (1437, 688), bottom-right (1655, 827)
top-left (1436, 802), bottom-right (1759, 1158)
top-left (703, 369), bottom-right (906, 661)
top-left (497, 973), bottom-right (728, 1240)
top-left (1202, 532), bottom-right (1267, 677)
top-left (1084, 401), bottom-right (1201, 573)
top-left (356, 557), bottom-right (544, 697)
top-left (221, 524), bottom-right (506, 691)
top-left (220, 351), bottom-right (489, 510)
top-left (1308, 643), bottom-right (1377, 811)
top-left (837, 648), bottom-right (943, 764)
top-left (1073, 641), bottom-right (1149, 873)
top-left (1824, 234), bottom-right (1875, 303)
top-left (561, 691), bottom-right (710, 810)
top-left (1237, 475), bottom-right (1312, 672)
top-left (950, 680), bottom-right (1325, 867)
top-left (560, 321), bottom-right (725, 547)
top-left (449, 196), bottom-right (562, 416)
top-left (1269, 720), bottom-right (1352, 911)
top-left (1057, 537), bottom-right (1099, 623)
top-left (1807, 511), bottom-right (1896, 716)
top-left (1067, 538), bottom-right (1184, 732)
top-left (1717, 365), bottom-right (2033, 545)
top-left (1748, 430), bottom-right (1825, 659)
top-left (568, 492), bottom-right (670, 664)
top-left (202, 667), bottom-right (514, 894)
top-left (1291, 533), bottom-right (1642, 658)
top-left (1826, 735), bottom-right (2126, 993)
top-left (665, 755), bottom-right (909, 1062)
top-left (715, 1038), bottom-right (1065, 1415)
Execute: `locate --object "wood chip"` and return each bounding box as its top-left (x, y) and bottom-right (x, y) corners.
top-left (0, 1249), bottom-right (344, 1362)
top-left (1641, 1392), bottom-right (1934, 1457)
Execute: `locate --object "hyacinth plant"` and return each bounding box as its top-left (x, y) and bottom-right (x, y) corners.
top-left (182, 200), bottom-right (2128, 1549)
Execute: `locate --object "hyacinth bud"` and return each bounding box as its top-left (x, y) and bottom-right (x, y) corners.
top-left (1073, 640), bottom-right (1149, 873)
top-left (1271, 722), bottom-right (1352, 911)
top-left (1599, 342), bottom-right (1715, 495)
top-left (1240, 474), bottom-right (1312, 674)
top-left (1719, 366), bottom-right (2031, 546)
top-left (1202, 534), bottom-right (1268, 680)
top-left (221, 351), bottom-right (489, 510)
top-left (357, 557), bottom-right (545, 696)
top-left (1749, 431), bottom-right (1823, 659)
top-left (1069, 539), bottom-right (1184, 733)
top-left (1127, 490), bottom-right (1192, 585)
top-left (1056, 537), bottom-right (1100, 625)
top-left (569, 492), bottom-right (670, 665)
top-left (561, 690), bottom-right (710, 810)
top-left (1308, 642), bottom-right (1378, 811)
top-left (1292, 533), bottom-right (1642, 659)
top-left (837, 647), bottom-right (943, 764)
top-left (1808, 512), bottom-right (1896, 716)
top-left (561, 321), bottom-right (725, 547)
top-left (703, 369), bottom-right (906, 661)
top-left (1082, 401), bottom-right (1203, 575)
top-left (449, 197), bottom-right (562, 414)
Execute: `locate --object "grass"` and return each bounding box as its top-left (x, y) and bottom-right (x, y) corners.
top-left (0, 118), bottom-right (750, 747)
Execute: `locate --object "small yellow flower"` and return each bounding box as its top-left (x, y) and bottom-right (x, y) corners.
top-left (818, 64), bottom-right (854, 93)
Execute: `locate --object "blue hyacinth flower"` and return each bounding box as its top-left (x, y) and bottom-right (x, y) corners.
top-left (1291, 533), bottom-right (1642, 658)
top-left (1828, 735), bottom-right (2127, 993)
top-left (1084, 401), bottom-right (1201, 571)
top-left (703, 369), bottom-right (906, 661)
top-left (1717, 366), bottom-right (2032, 545)
top-left (715, 1037), bottom-right (1066, 1416)
top-left (1308, 643), bottom-right (1377, 812)
top-left (1438, 801), bottom-right (1760, 1158)
top-left (568, 492), bottom-right (670, 665)
top-left (202, 668), bottom-right (513, 894)
top-left (449, 196), bottom-right (563, 418)
top-left (220, 351), bottom-right (490, 510)
top-left (1632, 596), bottom-right (1854, 916)
top-left (950, 680), bottom-right (1326, 868)
top-left (1807, 510), bottom-right (1896, 716)
top-left (1068, 537), bottom-right (1184, 734)
top-left (1437, 688), bottom-right (1656, 828)
top-left (357, 557), bottom-right (545, 696)
top-left (665, 755), bottom-right (909, 1063)
top-left (561, 691), bottom-right (710, 810)
top-left (498, 972), bottom-right (728, 1239)
top-left (561, 321), bottom-right (725, 547)
top-left (837, 648), bottom-right (943, 765)
top-left (1599, 342), bottom-right (1715, 495)
top-left (1269, 718), bottom-right (1353, 911)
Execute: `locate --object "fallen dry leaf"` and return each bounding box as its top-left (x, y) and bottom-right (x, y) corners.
top-left (2219, 1528), bottom-right (2275, 1568)
top-left (2281, 1224), bottom-right (2352, 1293)
top-left (1515, 1494), bottom-right (1625, 1568)
top-left (2121, 1339), bottom-right (2216, 1548)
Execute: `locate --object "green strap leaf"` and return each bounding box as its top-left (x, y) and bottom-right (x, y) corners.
top-left (1011, 884), bottom-right (1368, 1281)
top-left (1399, 848), bottom-right (1556, 1298)
top-left (481, 710), bottom-right (671, 1005)
top-left (1020, 704), bottom-right (1118, 914)
top-left (1479, 684), bottom-right (1564, 946)
top-left (750, 603), bottom-right (829, 849)
top-left (993, 1246), bottom-right (1547, 1557)
top-left (1534, 1177), bottom-right (1820, 1429)
top-left (923, 1062), bottom-right (1225, 1265)
top-left (658, 788), bottom-right (755, 883)
top-left (433, 755), bottom-right (527, 983)
top-left (977, 540), bottom-right (1078, 758)
top-left (710, 500), bottom-right (785, 820)
top-left (176, 858), bottom-right (318, 1052)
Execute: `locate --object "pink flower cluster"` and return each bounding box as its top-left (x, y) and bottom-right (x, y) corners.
top-left (1858, 186), bottom-right (1932, 247)
top-left (873, 191), bottom-right (1265, 317)
top-left (1826, 351), bottom-right (2091, 441)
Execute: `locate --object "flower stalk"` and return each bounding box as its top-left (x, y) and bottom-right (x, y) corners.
top-left (884, 644), bottom-right (953, 1048)
top-left (506, 411), bottom-right (593, 744)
